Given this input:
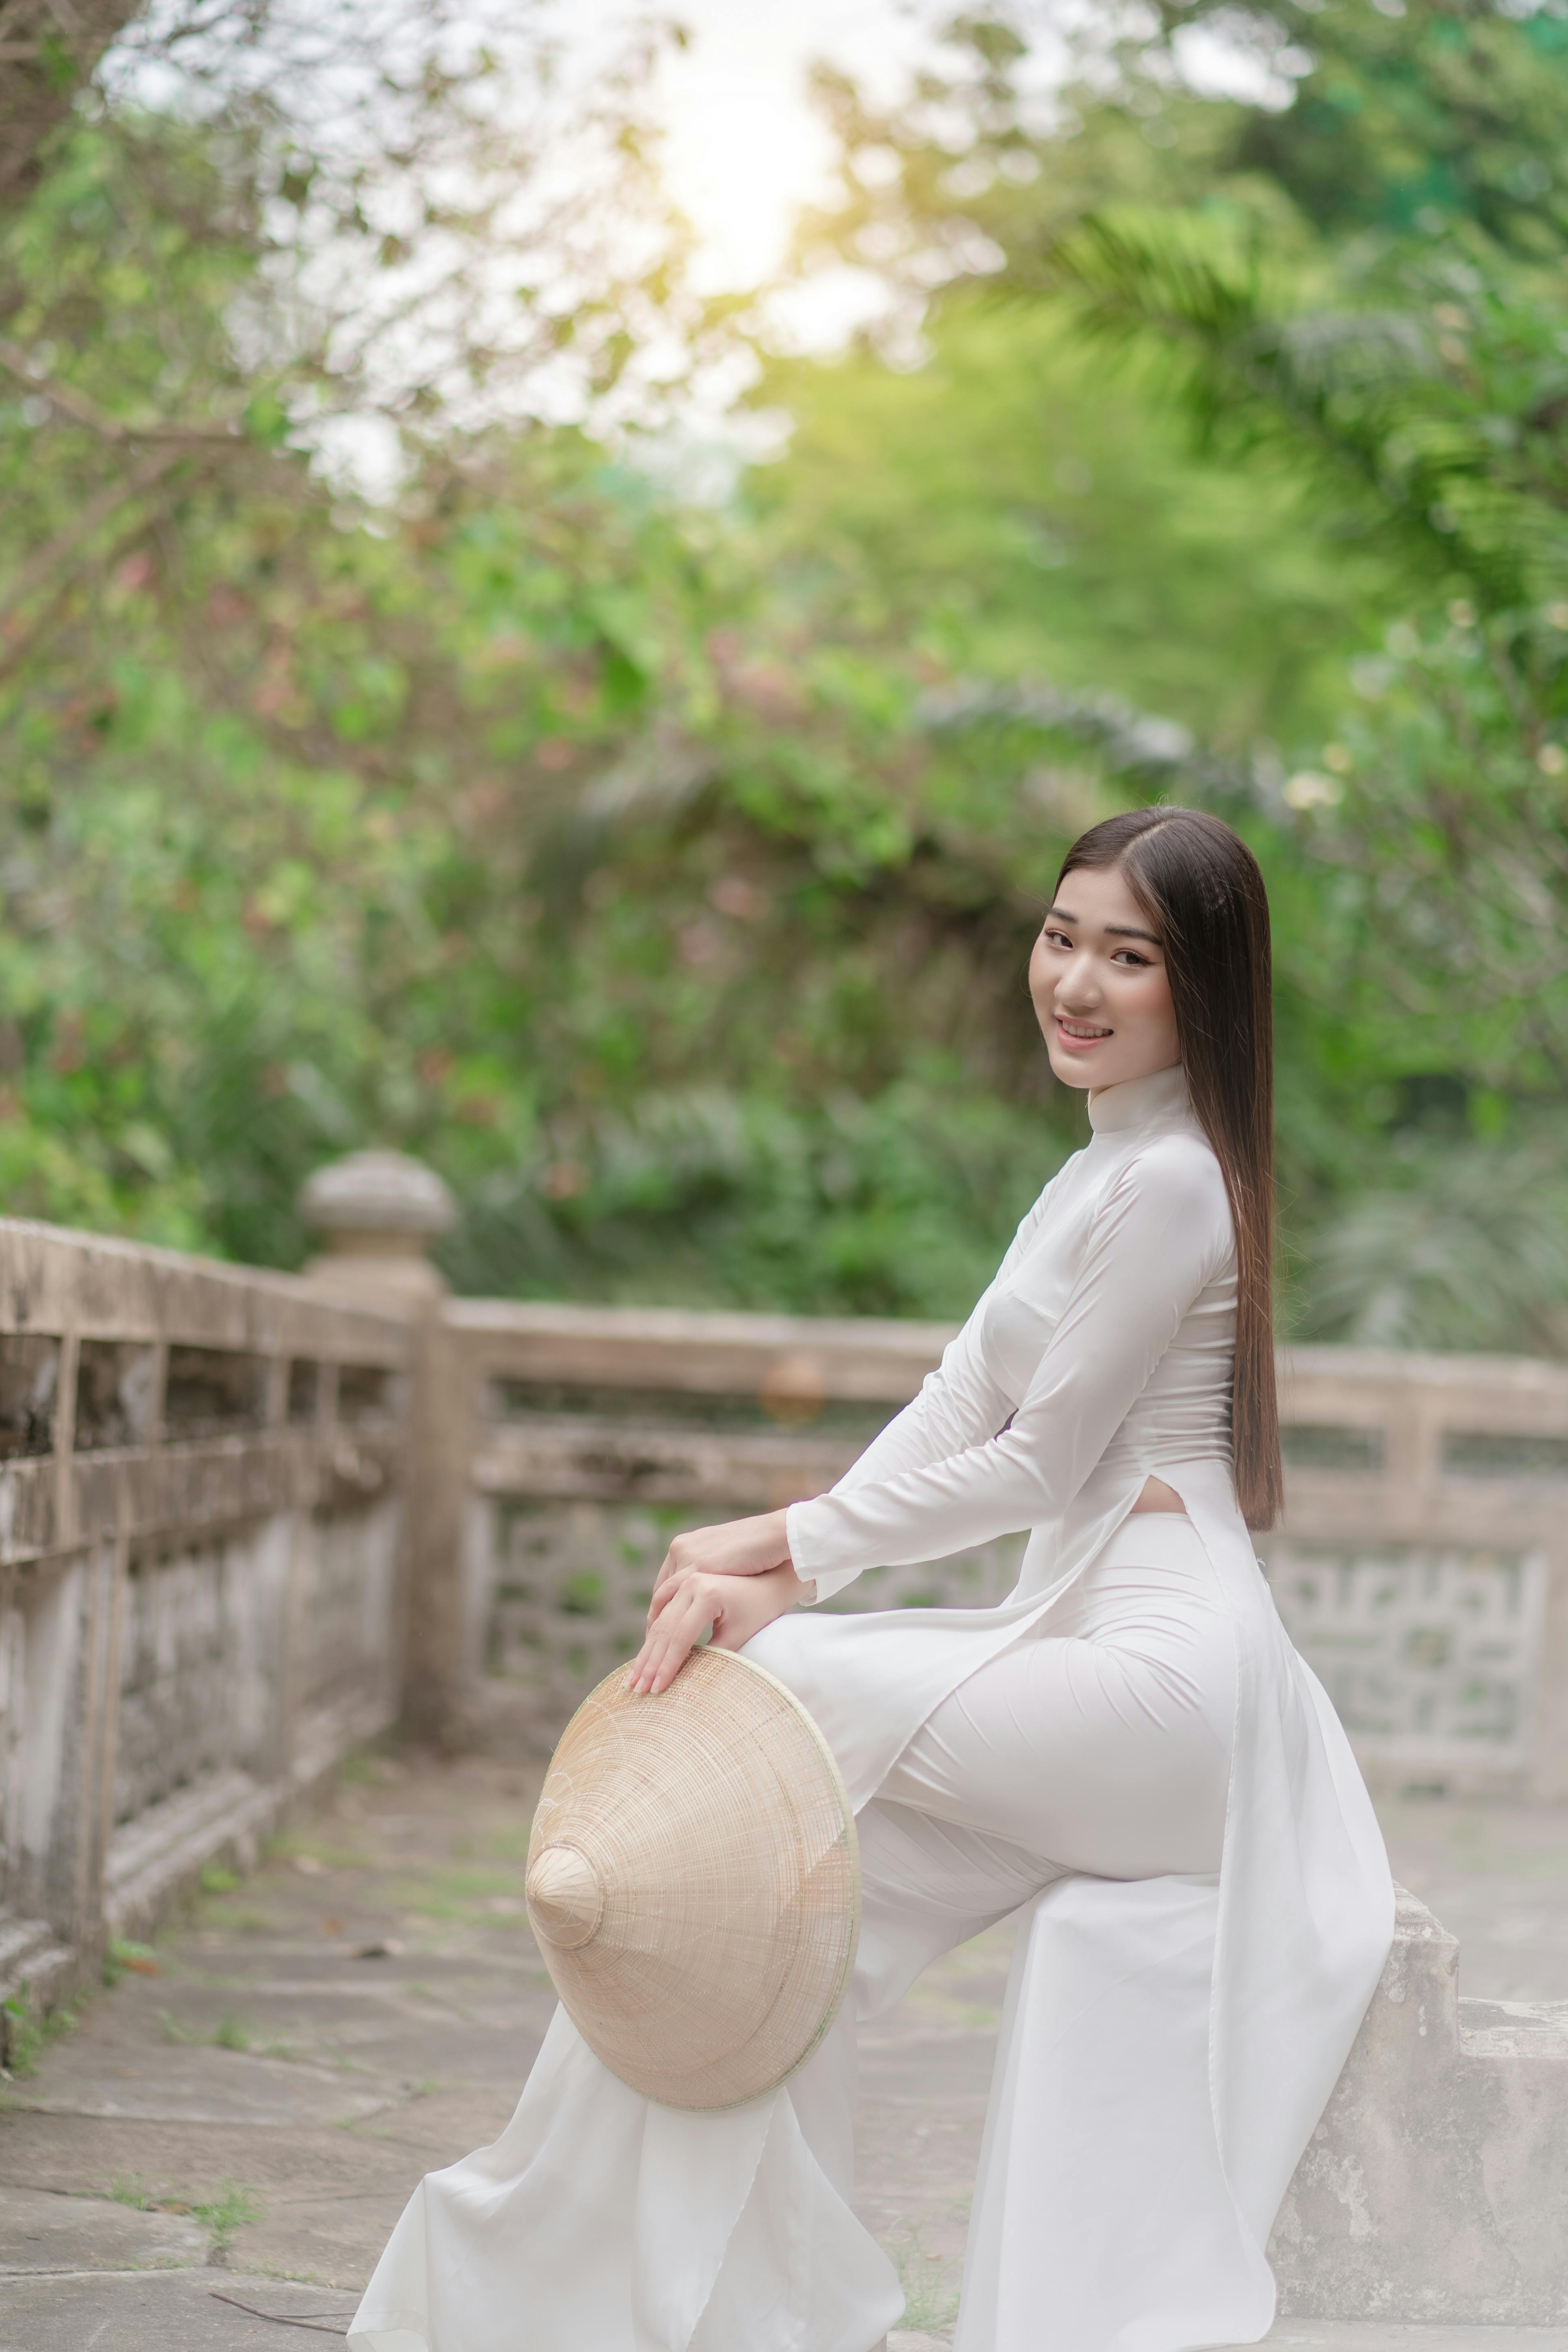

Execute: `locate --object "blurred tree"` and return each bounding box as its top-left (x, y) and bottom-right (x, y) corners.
top-left (769, 1), bottom-right (1568, 1350)
top-left (0, 82), bottom-right (1074, 1300)
top-left (0, 0), bottom-right (139, 196)
top-left (1151, 0), bottom-right (1568, 255)
top-left (4, 0), bottom-right (1568, 1350)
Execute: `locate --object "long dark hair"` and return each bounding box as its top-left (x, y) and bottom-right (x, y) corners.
top-left (1056, 806), bottom-right (1281, 1530)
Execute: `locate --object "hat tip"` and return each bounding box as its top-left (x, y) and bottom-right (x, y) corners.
top-left (527, 1844), bottom-right (604, 1950)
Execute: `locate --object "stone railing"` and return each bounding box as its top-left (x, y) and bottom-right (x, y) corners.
top-left (1270, 1347), bottom-right (1568, 1802)
top-left (440, 1294), bottom-right (1568, 1804)
top-left (8, 1150), bottom-right (1567, 2024)
top-left (0, 1214), bottom-right (413, 2017)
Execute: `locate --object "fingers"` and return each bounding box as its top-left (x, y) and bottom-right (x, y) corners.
top-left (630, 1623), bottom-right (694, 1696)
top-left (646, 1558), bottom-right (689, 1631)
top-left (649, 1536), bottom-right (695, 1607)
top-left (628, 1579), bottom-right (716, 1695)
top-left (628, 1563), bottom-right (800, 1693)
top-left (644, 1556), bottom-right (745, 1632)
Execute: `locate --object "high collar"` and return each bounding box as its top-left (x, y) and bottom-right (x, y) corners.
top-left (1086, 1061), bottom-right (1191, 1137)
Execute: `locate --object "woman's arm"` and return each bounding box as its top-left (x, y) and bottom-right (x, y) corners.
top-left (786, 1140), bottom-right (1231, 1592)
top-left (625, 1176), bottom-right (1071, 1688)
top-left (784, 1177), bottom-right (1063, 1595)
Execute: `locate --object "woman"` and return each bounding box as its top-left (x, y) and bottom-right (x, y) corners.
top-left (350, 806), bottom-right (1393, 2352)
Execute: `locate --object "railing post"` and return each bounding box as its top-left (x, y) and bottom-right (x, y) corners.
top-left (298, 1152), bottom-right (468, 1747)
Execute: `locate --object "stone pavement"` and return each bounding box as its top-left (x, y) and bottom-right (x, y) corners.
top-left (0, 1749), bottom-right (1563, 2351)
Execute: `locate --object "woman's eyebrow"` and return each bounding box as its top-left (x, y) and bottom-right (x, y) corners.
top-left (1045, 905), bottom-right (1162, 947)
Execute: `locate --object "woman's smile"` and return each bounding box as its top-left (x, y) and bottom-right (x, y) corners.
top-left (1054, 1015), bottom-right (1113, 1048)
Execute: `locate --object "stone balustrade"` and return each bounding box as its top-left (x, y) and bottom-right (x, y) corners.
top-left (0, 1155), bottom-right (1566, 2323)
top-left (0, 1214), bottom-right (413, 2020)
top-left (449, 1299), bottom-right (1568, 1803)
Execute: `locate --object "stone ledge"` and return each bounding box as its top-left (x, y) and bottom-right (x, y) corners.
top-left (105, 1768), bottom-right (280, 1946)
top-left (1273, 1886), bottom-right (1568, 2323)
top-left (0, 1917), bottom-right (73, 2022)
top-left (102, 1693), bottom-right (395, 1951)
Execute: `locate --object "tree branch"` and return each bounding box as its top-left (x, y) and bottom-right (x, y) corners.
top-left (0, 446), bottom-right (183, 628)
top-left (0, 337), bottom-right (242, 446)
top-left (0, 477), bottom-right (217, 688)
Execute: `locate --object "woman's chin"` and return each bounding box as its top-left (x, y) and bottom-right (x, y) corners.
top-left (1045, 1043), bottom-right (1104, 1090)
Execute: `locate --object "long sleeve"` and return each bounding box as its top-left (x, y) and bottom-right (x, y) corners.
top-left (787, 1136), bottom-right (1231, 1601)
top-left (823, 1179), bottom-right (1064, 1499)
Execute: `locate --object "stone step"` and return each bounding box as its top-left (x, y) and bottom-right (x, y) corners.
top-left (886, 2330), bottom-right (1568, 2352)
top-left (0, 2266), bottom-right (363, 2349)
top-left (103, 1767), bottom-right (277, 1942)
top-left (0, 1915), bottom-right (73, 2016)
top-left (1260, 2331), bottom-right (1568, 2352)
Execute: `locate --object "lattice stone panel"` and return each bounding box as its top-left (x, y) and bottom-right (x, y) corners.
top-left (114, 1523), bottom-right (290, 1824)
top-left (1262, 1540), bottom-right (1549, 1765)
top-left (296, 1499), bottom-right (401, 1724)
top-left (483, 1497), bottom-right (1027, 1729)
top-left (0, 1599), bottom-right (28, 1911)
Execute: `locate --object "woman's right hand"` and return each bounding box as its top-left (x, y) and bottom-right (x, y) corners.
top-left (627, 1560), bottom-right (808, 1697)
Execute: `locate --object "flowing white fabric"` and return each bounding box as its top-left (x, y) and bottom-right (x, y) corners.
top-left (350, 1064), bottom-right (1394, 2352)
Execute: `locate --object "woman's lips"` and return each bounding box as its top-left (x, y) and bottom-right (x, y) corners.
top-left (1055, 1016), bottom-right (1112, 1052)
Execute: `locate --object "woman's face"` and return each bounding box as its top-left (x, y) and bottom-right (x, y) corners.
top-left (1029, 860), bottom-right (1181, 1097)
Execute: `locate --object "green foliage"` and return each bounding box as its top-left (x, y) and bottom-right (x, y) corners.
top-left (750, 294), bottom-right (1395, 749)
top-left (447, 1079), bottom-right (1064, 1316)
top-left (108, 2173), bottom-right (156, 2210)
top-left (106, 2167), bottom-right (260, 2252)
top-left (1299, 1128), bottom-right (1568, 1352)
top-left (1, 3), bottom-right (1566, 1350)
top-left (775, 3), bottom-right (1568, 1352)
top-left (191, 2180), bottom-right (261, 2253)
top-left (1210, 0), bottom-right (1568, 254)
top-left (102, 1937), bottom-right (158, 1986)
top-left (1, 1987), bottom-right (76, 2076)
top-left (1036, 209), bottom-right (1568, 612)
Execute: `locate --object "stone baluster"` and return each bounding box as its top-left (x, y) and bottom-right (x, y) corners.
top-left (298, 1152), bottom-right (469, 1747)
top-left (298, 1151), bottom-right (457, 1303)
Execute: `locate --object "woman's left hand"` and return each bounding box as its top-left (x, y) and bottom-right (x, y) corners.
top-left (649, 1510), bottom-right (793, 1600)
top-left (628, 1559), bottom-right (811, 1696)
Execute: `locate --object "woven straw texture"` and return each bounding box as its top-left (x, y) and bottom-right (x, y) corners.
top-left (525, 1646), bottom-right (860, 2110)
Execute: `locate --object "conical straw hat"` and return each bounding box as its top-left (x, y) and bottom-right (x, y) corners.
top-left (525, 1646), bottom-right (860, 2110)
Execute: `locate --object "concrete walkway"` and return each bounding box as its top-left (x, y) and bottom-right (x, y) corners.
top-left (0, 1750), bottom-right (1564, 2351)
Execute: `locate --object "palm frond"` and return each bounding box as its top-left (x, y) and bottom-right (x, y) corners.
top-left (1301, 1134), bottom-right (1568, 1356)
top-left (1023, 205), bottom-right (1549, 608)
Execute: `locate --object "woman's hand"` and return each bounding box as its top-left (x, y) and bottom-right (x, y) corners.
top-left (649, 1510), bottom-right (792, 1603)
top-left (627, 1561), bottom-right (810, 1696)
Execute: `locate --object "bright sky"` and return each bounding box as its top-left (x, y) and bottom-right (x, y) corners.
top-left (575, 0), bottom-right (943, 293)
top-left (570, 0), bottom-right (1281, 310)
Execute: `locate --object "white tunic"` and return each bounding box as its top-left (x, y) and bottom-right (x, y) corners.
top-left (349, 1063), bottom-right (1393, 2352)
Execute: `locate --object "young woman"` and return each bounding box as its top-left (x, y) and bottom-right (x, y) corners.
top-left (350, 805), bottom-right (1394, 2352)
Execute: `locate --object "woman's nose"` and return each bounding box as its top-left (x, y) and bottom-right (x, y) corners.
top-left (1055, 955), bottom-right (1100, 1007)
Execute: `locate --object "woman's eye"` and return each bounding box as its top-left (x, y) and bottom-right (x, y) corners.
top-left (1043, 929), bottom-right (1071, 949)
top-left (1112, 949), bottom-right (1152, 967)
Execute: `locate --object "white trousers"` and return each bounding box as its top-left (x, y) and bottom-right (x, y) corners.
top-left (349, 1514), bottom-right (1245, 2352)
